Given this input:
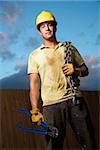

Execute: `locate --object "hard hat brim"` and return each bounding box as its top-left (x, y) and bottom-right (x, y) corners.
top-left (37, 20), bottom-right (57, 30)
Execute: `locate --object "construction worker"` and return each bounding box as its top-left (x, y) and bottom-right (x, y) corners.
top-left (28, 11), bottom-right (95, 150)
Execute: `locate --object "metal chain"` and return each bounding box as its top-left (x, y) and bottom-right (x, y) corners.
top-left (63, 41), bottom-right (76, 102)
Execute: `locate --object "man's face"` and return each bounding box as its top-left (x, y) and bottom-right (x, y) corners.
top-left (39, 21), bottom-right (56, 40)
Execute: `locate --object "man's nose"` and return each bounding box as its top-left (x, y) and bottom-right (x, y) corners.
top-left (45, 24), bottom-right (50, 30)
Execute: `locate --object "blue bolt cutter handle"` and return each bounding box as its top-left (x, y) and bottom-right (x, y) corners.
top-left (17, 108), bottom-right (58, 138)
top-left (18, 108), bottom-right (47, 127)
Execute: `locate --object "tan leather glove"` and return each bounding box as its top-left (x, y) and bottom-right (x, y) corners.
top-left (30, 108), bottom-right (44, 126)
top-left (62, 63), bottom-right (74, 75)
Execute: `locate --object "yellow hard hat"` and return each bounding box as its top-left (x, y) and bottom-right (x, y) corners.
top-left (36, 11), bottom-right (57, 29)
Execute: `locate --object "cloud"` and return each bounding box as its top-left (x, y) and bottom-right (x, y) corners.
top-left (25, 36), bottom-right (41, 48)
top-left (95, 34), bottom-right (100, 45)
top-left (80, 66), bottom-right (100, 91)
top-left (88, 23), bottom-right (94, 29)
top-left (84, 55), bottom-right (100, 68)
top-left (0, 32), bottom-right (16, 61)
top-left (78, 32), bottom-right (86, 38)
top-left (80, 55), bottom-right (100, 90)
top-left (0, 49), bottom-right (15, 61)
top-left (15, 63), bottom-right (27, 72)
top-left (0, 2), bottom-right (22, 28)
top-left (0, 31), bottom-right (19, 48)
top-left (0, 27), bottom-right (21, 61)
top-left (0, 2), bottom-right (22, 62)
top-left (0, 32), bottom-right (8, 49)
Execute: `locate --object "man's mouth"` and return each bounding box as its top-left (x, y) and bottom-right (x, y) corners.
top-left (46, 32), bottom-right (51, 35)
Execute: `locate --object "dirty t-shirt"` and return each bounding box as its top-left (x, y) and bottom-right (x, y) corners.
top-left (27, 42), bottom-right (84, 106)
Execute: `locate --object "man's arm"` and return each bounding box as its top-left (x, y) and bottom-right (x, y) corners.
top-left (29, 73), bottom-right (40, 109)
top-left (62, 63), bottom-right (89, 77)
top-left (70, 45), bottom-right (89, 77)
top-left (28, 73), bottom-right (44, 125)
top-left (74, 63), bottom-right (89, 77)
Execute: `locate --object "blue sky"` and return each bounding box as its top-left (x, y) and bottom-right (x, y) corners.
top-left (0, 0), bottom-right (100, 90)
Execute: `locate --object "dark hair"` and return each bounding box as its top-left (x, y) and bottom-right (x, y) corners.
top-left (37, 21), bottom-right (57, 31)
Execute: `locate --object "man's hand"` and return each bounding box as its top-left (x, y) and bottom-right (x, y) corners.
top-left (62, 63), bottom-right (74, 76)
top-left (30, 108), bottom-right (44, 126)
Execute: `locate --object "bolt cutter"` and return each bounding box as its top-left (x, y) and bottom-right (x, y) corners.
top-left (17, 108), bottom-right (59, 138)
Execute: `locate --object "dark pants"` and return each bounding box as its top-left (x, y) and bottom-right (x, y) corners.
top-left (43, 97), bottom-right (95, 150)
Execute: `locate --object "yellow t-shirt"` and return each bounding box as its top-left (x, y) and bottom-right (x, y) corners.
top-left (28, 42), bottom-right (84, 106)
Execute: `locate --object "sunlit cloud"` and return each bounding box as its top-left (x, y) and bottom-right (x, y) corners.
top-left (15, 63), bottom-right (27, 72)
top-left (80, 55), bottom-right (100, 90)
top-left (80, 65), bottom-right (100, 91)
top-left (85, 55), bottom-right (100, 68)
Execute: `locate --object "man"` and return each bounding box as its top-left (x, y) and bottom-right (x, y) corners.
top-left (28, 11), bottom-right (94, 150)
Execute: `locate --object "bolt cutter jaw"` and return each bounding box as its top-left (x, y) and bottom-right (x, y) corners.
top-left (47, 125), bottom-right (59, 138)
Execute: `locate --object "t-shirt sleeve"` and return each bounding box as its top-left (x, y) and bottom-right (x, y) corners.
top-left (71, 45), bottom-right (84, 67)
top-left (27, 53), bottom-right (39, 74)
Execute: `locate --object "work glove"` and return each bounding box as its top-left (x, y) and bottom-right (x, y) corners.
top-left (30, 108), bottom-right (44, 126)
top-left (62, 63), bottom-right (74, 76)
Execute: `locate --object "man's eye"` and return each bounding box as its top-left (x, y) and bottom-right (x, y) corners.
top-left (41, 24), bottom-right (45, 28)
top-left (49, 23), bottom-right (53, 26)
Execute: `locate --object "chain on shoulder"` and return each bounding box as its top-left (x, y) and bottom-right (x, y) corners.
top-left (63, 41), bottom-right (76, 100)
top-left (63, 41), bottom-right (73, 64)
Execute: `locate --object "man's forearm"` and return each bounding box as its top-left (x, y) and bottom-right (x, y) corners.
top-left (74, 63), bottom-right (89, 77)
top-left (30, 89), bottom-right (39, 109)
top-left (29, 73), bottom-right (40, 110)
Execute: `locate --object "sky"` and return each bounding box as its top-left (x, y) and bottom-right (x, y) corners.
top-left (0, 0), bottom-right (100, 90)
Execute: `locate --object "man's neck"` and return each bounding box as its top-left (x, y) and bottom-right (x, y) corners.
top-left (43, 38), bottom-right (58, 49)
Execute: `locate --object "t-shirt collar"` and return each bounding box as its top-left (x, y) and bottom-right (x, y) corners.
top-left (40, 42), bottom-right (63, 50)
